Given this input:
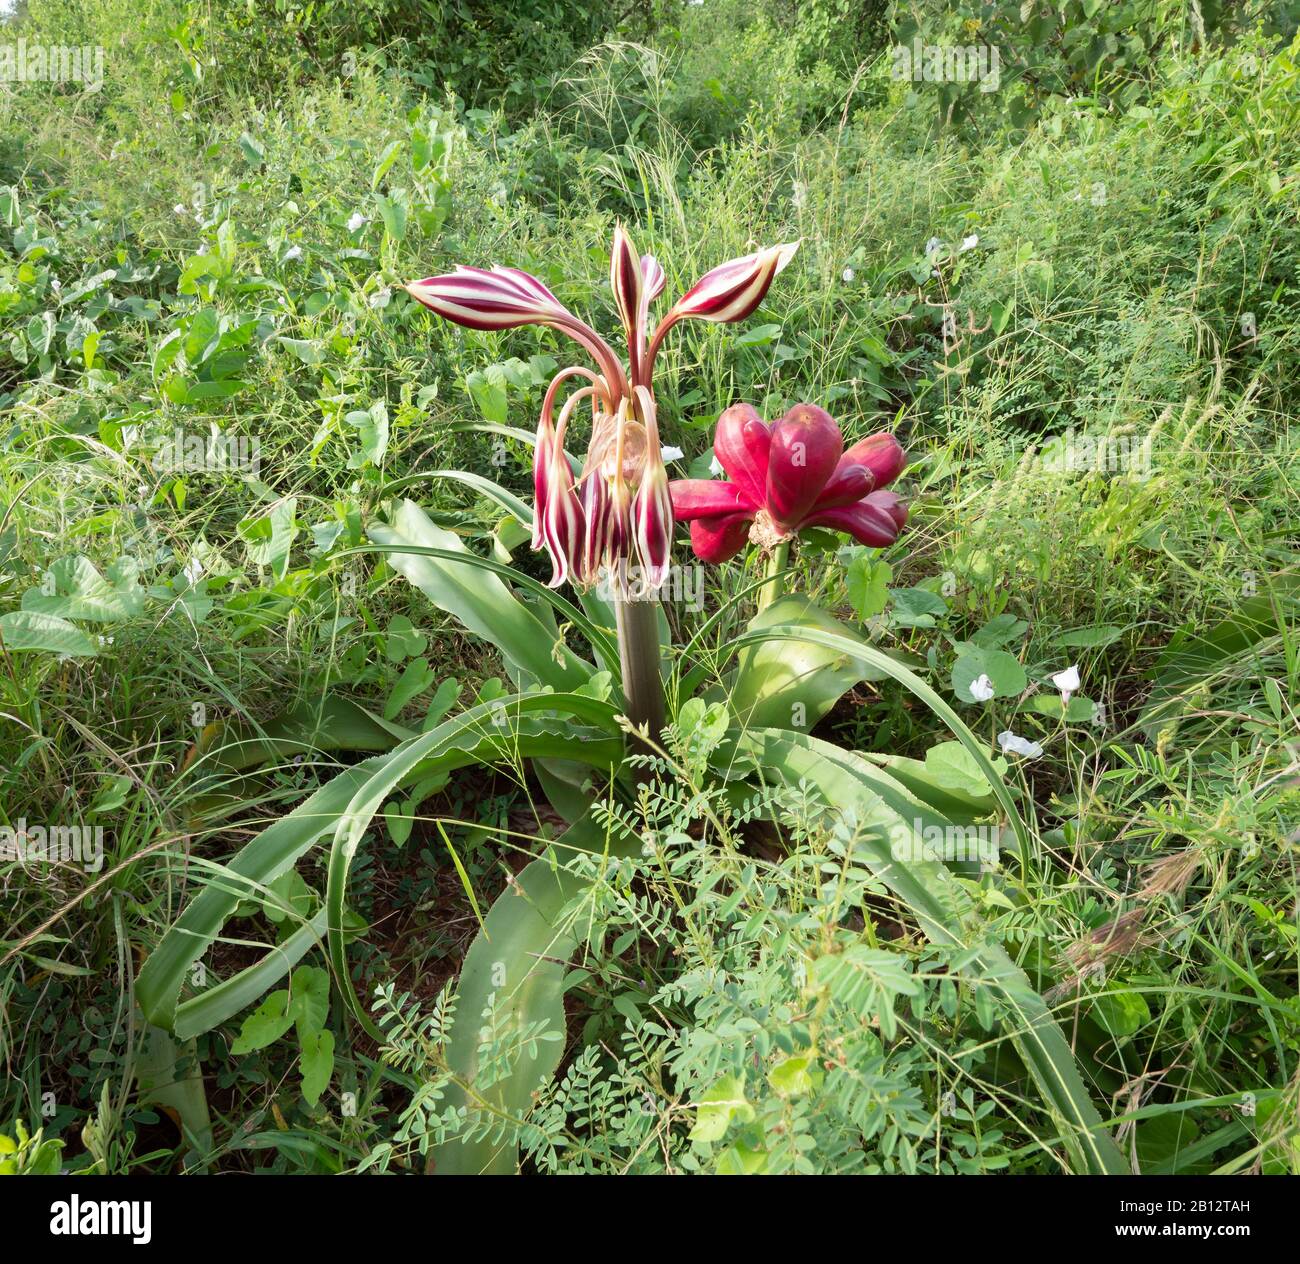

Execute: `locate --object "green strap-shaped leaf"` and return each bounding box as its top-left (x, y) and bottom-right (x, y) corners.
top-left (727, 595), bottom-right (907, 731)
top-left (431, 811), bottom-right (638, 1175)
top-left (734, 728), bottom-right (1126, 1175)
top-left (379, 469), bottom-right (534, 526)
top-left (138, 694), bottom-right (621, 1039)
top-left (326, 693), bottom-right (624, 1039)
top-left (724, 623), bottom-right (1032, 869)
top-left (365, 499), bottom-right (609, 690)
top-left (189, 694), bottom-right (413, 776)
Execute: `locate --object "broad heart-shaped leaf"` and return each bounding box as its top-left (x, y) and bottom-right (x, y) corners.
top-left (432, 811), bottom-right (639, 1175)
top-left (367, 500), bottom-right (599, 693)
top-left (138, 692), bottom-right (623, 1040)
top-left (21, 554), bottom-right (145, 623)
top-left (861, 740), bottom-right (1010, 822)
top-left (689, 1074), bottom-right (755, 1142)
top-left (727, 595), bottom-right (903, 732)
top-left (229, 991), bottom-right (294, 1053)
top-left (298, 1029), bottom-right (335, 1107)
top-left (290, 965), bottom-right (331, 1036)
top-left (728, 728), bottom-right (1126, 1176)
top-left (0, 611), bottom-right (98, 657)
top-left (952, 646), bottom-right (1026, 702)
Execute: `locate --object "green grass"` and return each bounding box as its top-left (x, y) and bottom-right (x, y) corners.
top-left (0, 0), bottom-right (1296, 1174)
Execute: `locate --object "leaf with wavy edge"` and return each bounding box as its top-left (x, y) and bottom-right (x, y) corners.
top-left (732, 727), bottom-right (1126, 1175)
top-left (138, 693), bottom-right (622, 1039)
top-left (379, 469), bottom-right (533, 525)
top-left (431, 810), bottom-right (639, 1175)
top-left (326, 692), bottom-right (623, 1039)
top-left (367, 499), bottom-right (610, 690)
top-left (723, 622), bottom-right (1032, 869)
top-left (728, 595), bottom-right (905, 731)
top-left (185, 694), bottom-right (413, 778)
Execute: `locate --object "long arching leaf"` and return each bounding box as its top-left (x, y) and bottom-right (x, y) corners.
top-left (326, 693), bottom-right (624, 1039)
top-left (138, 694), bottom-right (621, 1039)
top-left (733, 727), bottom-right (1126, 1175)
top-left (724, 624), bottom-right (1032, 869)
top-left (431, 810), bottom-right (638, 1175)
top-left (365, 499), bottom-right (611, 690)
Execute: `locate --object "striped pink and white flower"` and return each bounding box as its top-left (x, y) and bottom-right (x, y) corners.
top-left (405, 229), bottom-right (799, 591)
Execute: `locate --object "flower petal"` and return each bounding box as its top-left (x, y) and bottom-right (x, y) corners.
top-left (405, 265), bottom-right (570, 331)
top-left (803, 490), bottom-right (907, 547)
top-left (689, 512), bottom-right (753, 564)
top-left (539, 452), bottom-right (585, 588)
top-left (531, 413), bottom-right (556, 550)
top-left (641, 254), bottom-right (665, 304)
top-left (811, 462), bottom-right (873, 511)
top-left (633, 462), bottom-right (674, 589)
top-left (579, 472), bottom-right (612, 586)
top-left (713, 402), bottom-right (772, 506)
top-left (765, 403), bottom-right (843, 528)
top-left (837, 431), bottom-right (906, 490)
top-left (669, 478), bottom-right (754, 521)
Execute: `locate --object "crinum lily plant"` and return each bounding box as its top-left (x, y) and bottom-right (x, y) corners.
top-left (137, 227), bottom-right (1126, 1178)
top-left (404, 227), bottom-right (798, 742)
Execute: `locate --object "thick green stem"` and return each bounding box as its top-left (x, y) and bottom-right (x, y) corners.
top-left (756, 538), bottom-right (791, 612)
top-left (614, 593), bottom-right (665, 772)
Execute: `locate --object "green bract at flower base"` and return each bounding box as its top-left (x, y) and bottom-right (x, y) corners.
top-left (137, 229), bottom-right (1125, 1177)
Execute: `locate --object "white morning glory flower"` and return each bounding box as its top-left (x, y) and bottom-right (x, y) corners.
top-left (182, 557), bottom-right (203, 585)
top-left (347, 212), bottom-right (366, 233)
top-left (660, 445), bottom-right (684, 463)
top-left (1051, 664), bottom-right (1080, 704)
top-left (925, 236), bottom-right (943, 256)
top-left (709, 455), bottom-right (724, 477)
top-left (960, 234), bottom-right (979, 252)
top-left (998, 730), bottom-right (1044, 758)
top-left (283, 245), bottom-right (303, 262)
top-left (969, 673), bottom-right (995, 702)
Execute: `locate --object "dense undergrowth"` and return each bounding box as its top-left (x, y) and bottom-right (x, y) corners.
top-left (0, 0), bottom-right (1296, 1174)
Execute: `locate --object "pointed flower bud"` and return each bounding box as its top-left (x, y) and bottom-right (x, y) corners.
top-left (405, 265), bottom-right (628, 400)
top-left (610, 224), bottom-right (642, 338)
top-left (668, 242), bottom-right (799, 325)
top-left (405, 265), bottom-right (572, 330)
top-left (536, 426), bottom-right (585, 589)
top-left (630, 387), bottom-right (674, 590)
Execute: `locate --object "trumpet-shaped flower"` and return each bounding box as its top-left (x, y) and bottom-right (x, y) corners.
top-left (998, 730), bottom-right (1044, 759)
top-left (1051, 664), bottom-right (1080, 704)
top-left (669, 403), bottom-right (908, 563)
top-left (406, 228), bottom-right (798, 592)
